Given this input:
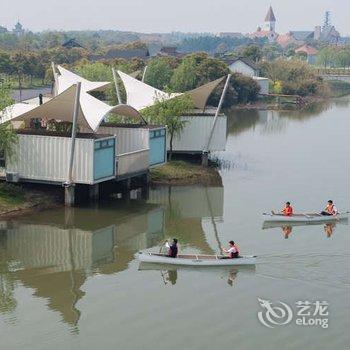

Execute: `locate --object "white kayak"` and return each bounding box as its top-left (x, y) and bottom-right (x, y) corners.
top-left (263, 212), bottom-right (349, 223)
top-left (138, 252), bottom-right (257, 266)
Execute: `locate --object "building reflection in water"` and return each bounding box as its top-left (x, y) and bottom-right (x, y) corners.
top-left (0, 202), bottom-right (165, 328)
top-left (0, 185), bottom-right (233, 328)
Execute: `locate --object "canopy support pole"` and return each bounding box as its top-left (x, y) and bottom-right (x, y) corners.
top-left (142, 66), bottom-right (148, 82)
top-left (202, 74), bottom-right (231, 166)
top-left (64, 82), bottom-right (81, 207)
top-left (112, 68), bottom-right (122, 104)
top-left (51, 62), bottom-right (58, 96)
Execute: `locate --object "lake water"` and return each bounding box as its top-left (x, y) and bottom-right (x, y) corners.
top-left (1, 98), bottom-right (350, 350)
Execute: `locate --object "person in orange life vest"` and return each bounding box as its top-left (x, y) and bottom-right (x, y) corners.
top-left (321, 200), bottom-right (338, 216)
top-left (222, 241), bottom-right (240, 259)
top-left (282, 202), bottom-right (293, 216)
top-left (164, 239), bottom-right (178, 258)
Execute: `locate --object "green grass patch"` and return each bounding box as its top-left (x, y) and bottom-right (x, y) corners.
top-left (151, 160), bottom-right (221, 186)
top-left (0, 183), bottom-right (25, 211)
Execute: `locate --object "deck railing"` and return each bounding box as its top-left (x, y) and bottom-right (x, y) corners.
top-left (117, 149), bottom-right (149, 176)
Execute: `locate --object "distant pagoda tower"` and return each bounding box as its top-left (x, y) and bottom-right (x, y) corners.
top-left (264, 6), bottom-right (276, 32)
top-left (13, 21), bottom-right (25, 37)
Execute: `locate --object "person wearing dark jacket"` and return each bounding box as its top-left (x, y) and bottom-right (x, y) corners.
top-left (164, 239), bottom-right (178, 258)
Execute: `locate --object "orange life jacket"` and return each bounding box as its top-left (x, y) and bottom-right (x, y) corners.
top-left (283, 206), bottom-right (293, 216)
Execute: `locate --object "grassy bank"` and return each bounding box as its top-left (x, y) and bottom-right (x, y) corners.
top-left (326, 80), bottom-right (350, 98)
top-left (0, 183), bottom-right (60, 217)
top-left (150, 161), bottom-right (222, 186)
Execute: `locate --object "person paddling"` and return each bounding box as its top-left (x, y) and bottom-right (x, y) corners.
top-left (164, 239), bottom-right (178, 258)
top-left (321, 200), bottom-right (338, 216)
top-left (282, 202), bottom-right (293, 216)
top-left (222, 241), bottom-right (240, 259)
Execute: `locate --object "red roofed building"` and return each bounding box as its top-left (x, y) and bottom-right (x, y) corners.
top-left (295, 45), bottom-right (318, 64)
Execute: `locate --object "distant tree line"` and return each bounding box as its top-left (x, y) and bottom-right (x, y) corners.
top-left (178, 35), bottom-right (267, 55)
top-left (74, 52), bottom-right (260, 107)
top-left (317, 46), bottom-right (350, 68)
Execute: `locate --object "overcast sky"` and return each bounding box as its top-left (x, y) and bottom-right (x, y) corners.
top-left (1, 0), bottom-right (349, 35)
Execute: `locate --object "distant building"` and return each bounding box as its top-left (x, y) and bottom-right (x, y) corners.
top-left (218, 32), bottom-right (244, 39)
top-left (62, 38), bottom-right (84, 49)
top-left (225, 57), bottom-right (269, 94)
top-left (295, 45), bottom-right (318, 64)
top-left (319, 25), bottom-right (340, 44)
top-left (158, 46), bottom-right (182, 57)
top-left (227, 58), bottom-right (259, 77)
top-left (13, 21), bottom-right (24, 37)
top-left (263, 6), bottom-right (276, 32)
top-left (250, 6), bottom-right (278, 43)
top-left (0, 26), bottom-right (8, 34)
top-left (277, 31), bottom-right (314, 47)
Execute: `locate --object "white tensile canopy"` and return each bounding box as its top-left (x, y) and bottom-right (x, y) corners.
top-left (55, 65), bottom-right (111, 95)
top-left (117, 70), bottom-right (181, 111)
top-left (117, 70), bottom-right (225, 111)
top-left (0, 85), bottom-right (142, 132)
top-left (0, 65), bottom-right (144, 131)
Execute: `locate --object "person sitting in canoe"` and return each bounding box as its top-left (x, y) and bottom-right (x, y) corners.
top-left (321, 200), bottom-right (338, 216)
top-left (281, 202), bottom-right (293, 216)
top-left (222, 241), bottom-right (240, 259)
top-left (164, 239), bottom-right (178, 258)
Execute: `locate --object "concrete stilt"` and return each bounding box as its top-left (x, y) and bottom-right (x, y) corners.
top-left (89, 183), bottom-right (100, 201)
top-left (202, 151), bottom-right (209, 167)
top-left (145, 171), bottom-right (150, 185)
top-left (64, 185), bottom-right (75, 207)
top-left (141, 185), bottom-right (149, 200)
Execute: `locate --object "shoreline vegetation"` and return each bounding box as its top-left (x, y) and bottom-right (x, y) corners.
top-left (150, 161), bottom-right (222, 186)
top-left (0, 183), bottom-right (61, 218)
top-left (231, 80), bottom-right (350, 111)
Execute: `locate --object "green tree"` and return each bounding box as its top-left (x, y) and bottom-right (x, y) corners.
top-left (240, 45), bottom-right (262, 62)
top-left (142, 94), bottom-right (194, 160)
top-left (260, 59), bottom-right (323, 96)
top-left (170, 56), bottom-right (198, 92)
top-left (0, 87), bottom-right (17, 162)
top-left (144, 57), bottom-right (177, 90)
top-left (317, 47), bottom-right (335, 68)
top-left (230, 73), bottom-right (260, 103)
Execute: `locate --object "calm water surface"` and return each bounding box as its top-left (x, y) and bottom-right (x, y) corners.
top-left (1, 98), bottom-right (350, 350)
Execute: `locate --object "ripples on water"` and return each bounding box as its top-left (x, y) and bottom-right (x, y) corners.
top-left (1, 98), bottom-right (350, 349)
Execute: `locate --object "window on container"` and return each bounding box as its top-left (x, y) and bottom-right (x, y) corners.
top-left (0, 150), bottom-right (5, 168)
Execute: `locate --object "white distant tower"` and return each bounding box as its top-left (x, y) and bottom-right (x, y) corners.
top-left (264, 6), bottom-right (276, 32)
